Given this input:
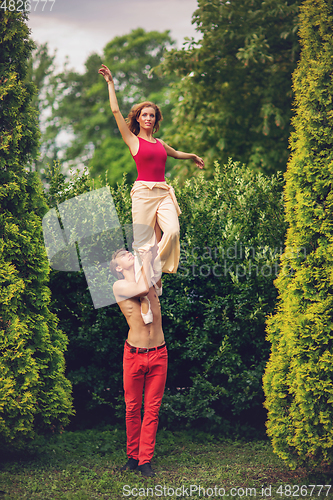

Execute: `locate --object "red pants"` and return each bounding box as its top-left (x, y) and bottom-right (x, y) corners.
top-left (123, 341), bottom-right (168, 465)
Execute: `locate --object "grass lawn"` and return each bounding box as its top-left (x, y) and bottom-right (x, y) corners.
top-left (0, 428), bottom-right (332, 499)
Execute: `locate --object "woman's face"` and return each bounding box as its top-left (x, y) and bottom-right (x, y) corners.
top-left (137, 106), bottom-right (156, 132)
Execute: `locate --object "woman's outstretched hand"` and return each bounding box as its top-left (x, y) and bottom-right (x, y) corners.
top-left (193, 155), bottom-right (204, 169)
top-left (98, 64), bottom-right (113, 84)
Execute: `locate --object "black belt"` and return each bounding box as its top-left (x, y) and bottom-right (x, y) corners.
top-left (126, 340), bottom-right (166, 353)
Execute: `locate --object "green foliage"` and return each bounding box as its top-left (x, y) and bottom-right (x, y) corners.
top-left (39, 29), bottom-right (176, 185)
top-left (45, 159), bottom-right (285, 429)
top-left (263, 0), bottom-right (333, 469)
top-left (159, 0), bottom-right (301, 179)
top-left (0, 12), bottom-right (73, 447)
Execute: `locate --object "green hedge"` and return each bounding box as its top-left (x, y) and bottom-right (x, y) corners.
top-left (263, 0), bottom-right (333, 469)
top-left (45, 159), bottom-right (285, 431)
top-left (0, 12), bottom-right (73, 447)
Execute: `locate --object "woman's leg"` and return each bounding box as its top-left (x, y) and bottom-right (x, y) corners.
top-left (154, 220), bottom-right (162, 243)
top-left (153, 221), bottom-right (162, 288)
top-left (131, 190), bottom-right (157, 278)
top-left (156, 195), bottom-right (180, 274)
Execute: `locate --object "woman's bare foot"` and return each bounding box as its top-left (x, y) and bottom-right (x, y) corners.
top-left (140, 297), bottom-right (153, 324)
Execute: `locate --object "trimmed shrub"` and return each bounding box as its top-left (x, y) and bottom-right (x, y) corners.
top-left (263, 0), bottom-right (333, 469)
top-left (45, 159), bottom-right (286, 430)
top-left (0, 12), bottom-right (73, 447)
top-left (159, 161), bottom-right (285, 427)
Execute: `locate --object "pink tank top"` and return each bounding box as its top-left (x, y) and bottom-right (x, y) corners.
top-left (132, 137), bottom-right (167, 182)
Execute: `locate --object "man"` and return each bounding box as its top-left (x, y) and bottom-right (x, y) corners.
top-left (110, 248), bottom-right (167, 477)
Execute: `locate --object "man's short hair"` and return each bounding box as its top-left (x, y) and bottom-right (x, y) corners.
top-left (110, 248), bottom-right (127, 279)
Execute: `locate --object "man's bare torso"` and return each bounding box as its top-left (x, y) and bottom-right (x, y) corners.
top-left (114, 285), bottom-right (165, 348)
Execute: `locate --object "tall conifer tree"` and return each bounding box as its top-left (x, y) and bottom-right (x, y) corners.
top-left (0, 11), bottom-right (73, 445)
top-left (263, 0), bottom-right (333, 468)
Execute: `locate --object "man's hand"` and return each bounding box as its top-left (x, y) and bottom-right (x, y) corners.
top-left (140, 249), bottom-right (153, 264)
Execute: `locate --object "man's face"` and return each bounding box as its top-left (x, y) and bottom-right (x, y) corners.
top-left (116, 250), bottom-right (134, 273)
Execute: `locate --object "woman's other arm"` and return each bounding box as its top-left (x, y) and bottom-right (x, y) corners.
top-left (158, 139), bottom-right (204, 169)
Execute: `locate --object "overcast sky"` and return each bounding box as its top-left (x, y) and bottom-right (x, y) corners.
top-left (27, 0), bottom-right (200, 73)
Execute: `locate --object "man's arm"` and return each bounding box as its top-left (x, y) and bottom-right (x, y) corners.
top-left (113, 251), bottom-right (152, 301)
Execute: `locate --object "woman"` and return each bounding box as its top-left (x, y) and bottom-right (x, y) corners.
top-left (98, 64), bottom-right (204, 320)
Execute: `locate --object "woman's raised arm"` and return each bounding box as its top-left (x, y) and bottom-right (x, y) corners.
top-left (98, 64), bottom-right (137, 152)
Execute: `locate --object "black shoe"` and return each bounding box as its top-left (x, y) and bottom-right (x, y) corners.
top-left (137, 462), bottom-right (155, 477)
top-left (120, 458), bottom-right (139, 471)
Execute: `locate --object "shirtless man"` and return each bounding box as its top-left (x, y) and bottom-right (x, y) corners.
top-left (110, 248), bottom-right (167, 478)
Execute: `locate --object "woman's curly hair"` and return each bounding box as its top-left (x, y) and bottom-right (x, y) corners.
top-left (126, 101), bottom-right (163, 136)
